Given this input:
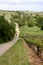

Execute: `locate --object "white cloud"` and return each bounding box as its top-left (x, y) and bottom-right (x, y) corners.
top-left (24, 0), bottom-right (43, 2)
top-left (0, 0), bottom-right (22, 3)
top-left (0, 3), bottom-right (43, 11)
top-left (7, 0), bottom-right (22, 3)
top-left (0, 0), bottom-right (43, 11)
top-left (0, 0), bottom-right (43, 4)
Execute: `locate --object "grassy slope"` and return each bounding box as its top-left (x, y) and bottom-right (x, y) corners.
top-left (0, 39), bottom-right (30, 65)
top-left (20, 26), bottom-right (43, 37)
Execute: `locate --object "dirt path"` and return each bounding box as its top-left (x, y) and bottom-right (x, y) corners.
top-left (23, 40), bottom-right (43, 65)
top-left (0, 23), bottom-right (19, 56)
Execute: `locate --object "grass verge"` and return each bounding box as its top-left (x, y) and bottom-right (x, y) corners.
top-left (0, 39), bottom-right (30, 65)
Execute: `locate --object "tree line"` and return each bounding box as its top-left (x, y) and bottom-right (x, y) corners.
top-left (11, 11), bottom-right (43, 30)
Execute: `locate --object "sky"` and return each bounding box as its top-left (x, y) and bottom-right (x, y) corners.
top-left (0, 0), bottom-right (43, 11)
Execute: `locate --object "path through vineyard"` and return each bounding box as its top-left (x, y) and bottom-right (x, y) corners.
top-left (0, 23), bottom-right (19, 56)
top-left (23, 40), bottom-right (43, 65)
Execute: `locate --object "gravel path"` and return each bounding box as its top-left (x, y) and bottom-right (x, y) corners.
top-left (0, 23), bottom-right (19, 56)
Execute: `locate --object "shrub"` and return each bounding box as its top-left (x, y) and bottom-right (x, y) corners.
top-left (27, 17), bottom-right (36, 27)
top-left (0, 16), bottom-right (15, 43)
top-left (36, 15), bottom-right (43, 30)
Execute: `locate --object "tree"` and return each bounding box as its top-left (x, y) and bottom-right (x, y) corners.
top-left (36, 15), bottom-right (43, 30)
top-left (10, 12), bottom-right (25, 27)
top-left (0, 15), bottom-right (15, 43)
top-left (27, 17), bottom-right (36, 27)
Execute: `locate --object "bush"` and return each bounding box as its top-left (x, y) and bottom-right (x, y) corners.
top-left (36, 15), bottom-right (43, 30)
top-left (0, 16), bottom-right (15, 43)
top-left (27, 18), bottom-right (36, 27)
top-left (11, 13), bottom-right (25, 27)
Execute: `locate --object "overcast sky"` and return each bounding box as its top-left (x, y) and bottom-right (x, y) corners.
top-left (0, 0), bottom-right (43, 11)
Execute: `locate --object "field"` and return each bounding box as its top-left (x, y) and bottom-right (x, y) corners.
top-left (0, 39), bottom-right (30, 65)
top-left (20, 25), bottom-right (43, 37)
top-left (20, 25), bottom-right (43, 59)
top-left (0, 10), bottom-right (43, 65)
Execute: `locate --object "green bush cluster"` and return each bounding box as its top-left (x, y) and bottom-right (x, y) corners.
top-left (11, 13), bottom-right (25, 27)
top-left (36, 15), bottom-right (43, 30)
top-left (0, 15), bottom-right (15, 43)
top-left (11, 11), bottom-right (43, 30)
top-left (27, 17), bottom-right (37, 27)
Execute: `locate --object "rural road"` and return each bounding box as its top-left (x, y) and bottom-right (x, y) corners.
top-left (0, 23), bottom-right (20, 56)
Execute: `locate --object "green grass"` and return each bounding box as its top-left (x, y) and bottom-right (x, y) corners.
top-left (20, 25), bottom-right (43, 37)
top-left (0, 39), bottom-right (30, 65)
top-left (20, 26), bottom-right (43, 48)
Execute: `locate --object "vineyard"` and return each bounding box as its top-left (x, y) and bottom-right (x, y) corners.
top-left (24, 34), bottom-right (43, 59)
top-left (0, 10), bottom-right (43, 65)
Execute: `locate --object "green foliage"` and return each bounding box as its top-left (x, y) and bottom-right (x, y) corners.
top-left (11, 13), bottom-right (25, 27)
top-left (0, 16), bottom-right (15, 43)
top-left (27, 17), bottom-right (36, 27)
top-left (24, 35), bottom-right (43, 48)
top-left (40, 17), bottom-right (43, 30)
top-left (36, 15), bottom-right (43, 30)
top-left (20, 24), bottom-right (43, 48)
top-left (20, 25), bottom-right (43, 38)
